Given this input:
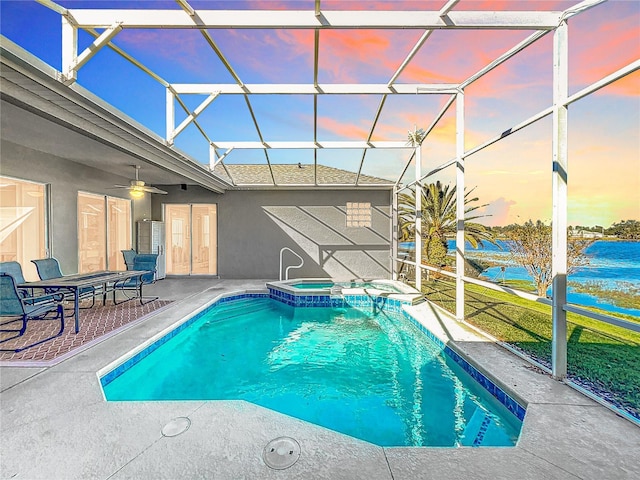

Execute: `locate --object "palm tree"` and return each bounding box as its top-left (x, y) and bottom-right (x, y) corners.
top-left (398, 181), bottom-right (496, 267)
top-left (407, 125), bottom-right (427, 147)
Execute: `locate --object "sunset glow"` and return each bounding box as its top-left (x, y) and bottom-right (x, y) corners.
top-left (0, 0), bottom-right (637, 227)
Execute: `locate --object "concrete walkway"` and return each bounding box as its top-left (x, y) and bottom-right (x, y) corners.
top-left (1, 278), bottom-right (639, 479)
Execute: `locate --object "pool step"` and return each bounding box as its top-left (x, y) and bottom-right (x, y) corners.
top-left (461, 408), bottom-right (493, 447)
top-left (209, 298), bottom-right (273, 321)
top-left (461, 407), bottom-right (513, 447)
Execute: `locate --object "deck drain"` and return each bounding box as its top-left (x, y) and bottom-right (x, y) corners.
top-left (262, 436), bottom-right (301, 470)
top-left (161, 417), bottom-right (191, 437)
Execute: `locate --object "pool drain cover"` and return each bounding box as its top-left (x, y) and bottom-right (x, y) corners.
top-left (262, 436), bottom-right (301, 470)
top-left (161, 417), bottom-right (191, 437)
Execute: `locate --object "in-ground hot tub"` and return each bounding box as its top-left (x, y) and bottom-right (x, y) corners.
top-left (267, 278), bottom-right (423, 303)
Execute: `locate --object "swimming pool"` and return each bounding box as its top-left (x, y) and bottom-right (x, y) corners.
top-left (101, 295), bottom-right (524, 447)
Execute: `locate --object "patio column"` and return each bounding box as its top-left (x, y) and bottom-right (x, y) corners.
top-left (455, 91), bottom-right (465, 321)
top-left (415, 143), bottom-right (422, 291)
top-left (392, 188), bottom-right (399, 280)
top-left (551, 20), bottom-right (569, 380)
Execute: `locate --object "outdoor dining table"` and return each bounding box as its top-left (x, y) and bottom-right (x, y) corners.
top-left (18, 270), bottom-right (150, 334)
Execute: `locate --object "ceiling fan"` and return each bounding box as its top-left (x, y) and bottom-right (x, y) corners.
top-left (113, 165), bottom-right (168, 198)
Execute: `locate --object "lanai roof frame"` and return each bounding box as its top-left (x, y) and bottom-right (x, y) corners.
top-left (32, 0), bottom-right (608, 189)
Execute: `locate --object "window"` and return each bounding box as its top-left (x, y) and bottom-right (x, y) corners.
top-left (346, 202), bottom-right (372, 228)
top-left (78, 193), bottom-right (131, 273)
top-left (0, 176), bottom-right (47, 281)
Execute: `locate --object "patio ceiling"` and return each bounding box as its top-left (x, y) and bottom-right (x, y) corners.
top-left (2, 0), bottom-right (606, 189)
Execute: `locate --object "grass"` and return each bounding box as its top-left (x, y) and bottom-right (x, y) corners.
top-left (420, 278), bottom-right (640, 419)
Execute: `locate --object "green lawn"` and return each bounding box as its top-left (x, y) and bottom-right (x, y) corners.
top-left (420, 278), bottom-right (640, 419)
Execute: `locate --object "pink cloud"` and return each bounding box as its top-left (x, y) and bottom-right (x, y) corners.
top-left (317, 30), bottom-right (421, 83)
top-left (476, 196), bottom-right (518, 227)
top-left (317, 116), bottom-right (370, 139)
top-left (570, 14), bottom-right (640, 96)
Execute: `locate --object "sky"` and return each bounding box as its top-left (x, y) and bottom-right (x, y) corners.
top-left (0, 0), bottom-right (638, 227)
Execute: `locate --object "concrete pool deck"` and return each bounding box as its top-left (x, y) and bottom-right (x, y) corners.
top-left (1, 278), bottom-right (639, 479)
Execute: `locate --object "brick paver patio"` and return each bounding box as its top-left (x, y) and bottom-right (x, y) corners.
top-left (0, 299), bottom-right (172, 364)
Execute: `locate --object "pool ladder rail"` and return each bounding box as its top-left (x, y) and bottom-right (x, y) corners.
top-left (330, 285), bottom-right (343, 296)
top-left (279, 247), bottom-right (304, 281)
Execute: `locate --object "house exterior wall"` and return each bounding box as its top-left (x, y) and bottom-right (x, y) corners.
top-left (0, 140), bottom-right (150, 275)
top-left (152, 186), bottom-right (392, 280)
top-left (1, 139), bottom-right (392, 280)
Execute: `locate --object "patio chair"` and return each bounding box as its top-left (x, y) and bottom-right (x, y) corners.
top-left (113, 253), bottom-right (159, 305)
top-left (0, 273), bottom-right (65, 352)
top-left (31, 258), bottom-right (97, 310)
top-left (0, 261), bottom-right (63, 305)
top-left (121, 249), bottom-right (137, 270)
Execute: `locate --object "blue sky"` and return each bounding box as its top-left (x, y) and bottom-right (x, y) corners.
top-left (1, 0), bottom-right (638, 226)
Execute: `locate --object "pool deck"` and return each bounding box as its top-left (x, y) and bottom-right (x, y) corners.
top-left (1, 278), bottom-right (639, 479)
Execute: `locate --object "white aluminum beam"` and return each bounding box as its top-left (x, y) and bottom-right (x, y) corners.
top-left (566, 59), bottom-right (640, 107)
top-left (392, 188), bottom-right (398, 280)
top-left (464, 106), bottom-right (553, 158)
top-left (387, 30), bottom-right (433, 87)
top-left (560, 0), bottom-right (607, 21)
top-left (68, 9), bottom-right (562, 30)
top-left (166, 88), bottom-right (174, 142)
top-left (85, 28), bottom-right (169, 87)
top-left (414, 139), bottom-right (422, 291)
top-left (439, 0), bottom-right (460, 17)
top-left (211, 141), bottom-right (410, 149)
top-left (176, 0), bottom-right (245, 88)
top-left (551, 20), bottom-right (569, 381)
top-left (460, 29), bottom-right (549, 89)
top-left (171, 83), bottom-right (459, 95)
top-left (395, 150), bottom-right (416, 188)
top-left (455, 92), bottom-right (465, 321)
top-left (395, 93), bottom-right (457, 185)
top-left (314, 29), bottom-right (320, 88)
top-left (356, 94), bottom-right (387, 185)
top-left (35, 0), bottom-right (67, 15)
top-left (68, 23), bottom-right (122, 77)
top-left (61, 15), bottom-right (77, 85)
top-left (170, 92), bottom-right (219, 143)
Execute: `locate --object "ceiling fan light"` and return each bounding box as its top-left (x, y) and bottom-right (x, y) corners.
top-left (129, 187), bottom-right (145, 199)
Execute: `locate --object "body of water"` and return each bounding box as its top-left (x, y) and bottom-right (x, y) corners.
top-left (399, 240), bottom-right (640, 317)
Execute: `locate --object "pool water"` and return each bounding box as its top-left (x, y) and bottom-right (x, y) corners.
top-left (102, 298), bottom-right (522, 447)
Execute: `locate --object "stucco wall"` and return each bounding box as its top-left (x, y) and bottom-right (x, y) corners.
top-left (0, 140), bottom-right (150, 276)
top-left (153, 186), bottom-right (392, 280)
top-left (1, 139), bottom-right (392, 280)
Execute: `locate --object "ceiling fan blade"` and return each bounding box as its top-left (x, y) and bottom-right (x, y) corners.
top-left (111, 166), bottom-right (167, 194)
top-left (142, 185), bottom-right (168, 195)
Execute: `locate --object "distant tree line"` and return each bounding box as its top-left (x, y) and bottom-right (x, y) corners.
top-left (484, 220), bottom-right (639, 240)
top-left (603, 220), bottom-right (640, 239)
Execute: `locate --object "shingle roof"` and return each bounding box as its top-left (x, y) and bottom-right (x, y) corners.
top-left (213, 164), bottom-right (394, 188)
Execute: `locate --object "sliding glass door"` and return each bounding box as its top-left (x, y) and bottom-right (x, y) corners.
top-left (78, 192), bottom-right (131, 273)
top-left (165, 204), bottom-right (217, 275)
top-left (0, 176), bottom-right (47, 281)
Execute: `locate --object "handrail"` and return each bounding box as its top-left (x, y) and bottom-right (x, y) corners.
top-left (279, 247), bottom-right (304, 281)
